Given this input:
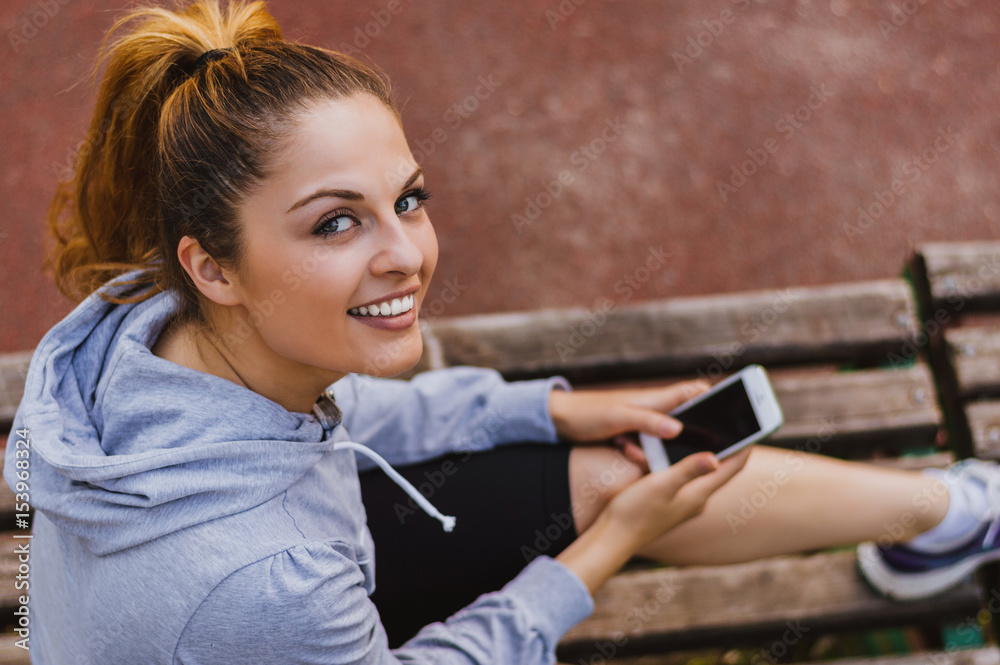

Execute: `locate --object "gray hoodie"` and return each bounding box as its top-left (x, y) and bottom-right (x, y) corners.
top-left (4, 275), bottom-right (594, 664)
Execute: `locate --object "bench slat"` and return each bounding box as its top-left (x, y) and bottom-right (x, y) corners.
top-left (426, 280), bottom-right (920, 382)
top-left (968, 401), bottom-right (1000, 460)
top-left (0, 634), bottom-right (29, 665)
top-left (0, 353), bottom-right (31, 431)
top-left (915, 242), bottom-right (1000, 313)
top-left (769, 365), bottom-right (941, 454)
top-left (946, 326), bottom-right (1000, 399)
top-left (607, 647), bottom-right (1000, 665)
top-left (0, 483), bottom-right (17, 526)
top-left (558, 550), bottom-right (982, 659)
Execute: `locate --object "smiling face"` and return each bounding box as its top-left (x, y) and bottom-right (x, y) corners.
top-left (221, 93), bottom-right (438, 388)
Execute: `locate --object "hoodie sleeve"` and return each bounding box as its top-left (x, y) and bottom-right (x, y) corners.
top-left (174, 544), bottom-right (594, 665)
top-left (330, 368), bottom-right (572, 472)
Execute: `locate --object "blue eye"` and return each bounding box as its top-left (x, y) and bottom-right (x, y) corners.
top-left (314, 213), bottom-right (358, 236)
top-left (396, 195), bottom-right (419, 214)
top-left (395, 187), bottom-right (432, 215)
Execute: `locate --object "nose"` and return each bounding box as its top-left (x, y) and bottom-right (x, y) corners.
top-left (368, 210), bottom-right (424, 278)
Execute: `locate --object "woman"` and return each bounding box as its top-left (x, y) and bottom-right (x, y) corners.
top-left (7, 1), bottom-right (1000, 663)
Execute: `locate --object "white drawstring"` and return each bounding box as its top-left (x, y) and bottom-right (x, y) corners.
top-left (335, 440), bottom-right (457, 533)
top-left (312, 392), bottom-right (456, 533)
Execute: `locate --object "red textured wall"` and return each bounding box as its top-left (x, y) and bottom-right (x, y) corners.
top-left (2, 0), bottom-right (998, 352)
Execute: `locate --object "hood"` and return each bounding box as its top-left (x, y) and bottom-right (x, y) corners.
top-left (6, 276), bottom-right (343, 556)
top-left (7, 274), bottom-right (456, 555)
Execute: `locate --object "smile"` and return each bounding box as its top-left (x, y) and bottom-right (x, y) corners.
top-left (348, 294), bottom-right (415, 317)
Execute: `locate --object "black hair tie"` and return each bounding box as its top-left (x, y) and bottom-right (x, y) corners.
top-left (190, 47), bottom-right (231, 75)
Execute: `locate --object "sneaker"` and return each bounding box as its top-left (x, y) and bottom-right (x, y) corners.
top-left (856, 458), bottom-right (1000, 601)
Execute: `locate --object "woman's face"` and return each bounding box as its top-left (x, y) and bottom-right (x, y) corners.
top-left (227, 94), bottom-right (438, 380)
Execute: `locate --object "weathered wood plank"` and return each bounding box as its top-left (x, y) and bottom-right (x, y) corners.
top-left (968, 401), bottom-right (1000, 460)
top-left (608, 647), bottom-right (1000, 665)
top-left (946, 326), bottom-right (1000, 399)
top-left (557, 550), bottom-right (982, 660)
top-left (426, 280), bottom-right (921, 382)
top-left (0, 357), bottom-right (947, 457)
top-left (768, 365), bottom-right (942, 454)
top-left (0, 353), bottom-right (31, 432)
top-left (0, 634), bottom-right (29, 665)
top-left (916, 242), bottom-right (1000, 313)
top-left (809, 649), bottom-right (1000, 665)
top-left (0, 483), bottom-right (16, 526)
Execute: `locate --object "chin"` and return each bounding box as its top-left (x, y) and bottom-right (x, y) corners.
top-left (357, 336), bottom-right (424, 378)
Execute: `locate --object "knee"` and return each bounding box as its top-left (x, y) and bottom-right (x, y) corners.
top-left (569, 445), bottom-right (645, 533)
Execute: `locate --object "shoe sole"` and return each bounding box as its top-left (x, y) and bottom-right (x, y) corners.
top-left (856, 542), bottom-right (1000, 601)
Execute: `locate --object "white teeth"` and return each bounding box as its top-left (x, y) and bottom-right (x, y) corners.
top-left (349, 294), bottom-right (415, 317)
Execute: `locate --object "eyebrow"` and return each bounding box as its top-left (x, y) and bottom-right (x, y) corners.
top-left (285, 168), bottom-right (425, 214)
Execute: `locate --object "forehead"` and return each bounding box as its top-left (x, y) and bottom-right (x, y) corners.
top-left (268, 94), bottom-right (411, 192)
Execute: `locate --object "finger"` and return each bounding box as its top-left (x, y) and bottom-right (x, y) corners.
top-left (611, 434), bottom-right (650, 472)
top-left (616, 403), bottom-right (683, 440)
top-left (612, 433), bottom-right (636, 448)
top-left (623, 379), bottom-right (711, 412)
top-left (713, 447), bottom-right (753, 483)
top-left (653, 451), bottom-right (719, 495)
top-left (621, 441), bottom-right (649, 471)
top-left (678, 447), bottom-right (753, 501)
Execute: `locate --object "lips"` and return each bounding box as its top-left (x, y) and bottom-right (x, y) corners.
top-left (346, 285), bottom-right (420, 333)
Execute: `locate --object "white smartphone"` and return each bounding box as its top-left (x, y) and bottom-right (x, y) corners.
top-left (638, 364), bottom-right (784, 473)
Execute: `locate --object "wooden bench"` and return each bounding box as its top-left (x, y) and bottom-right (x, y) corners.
top-left (902, 240), bottom-right (1000, 665)
top-left (406, 270), bottom-right (993, 662)
top-left (2, 246), bottom-right (1000, 664)
top-left (910, 241), bottom-right (1000, 462)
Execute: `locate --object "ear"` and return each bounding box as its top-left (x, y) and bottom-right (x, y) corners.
top-left (176, 236), bottom-right (242, 307)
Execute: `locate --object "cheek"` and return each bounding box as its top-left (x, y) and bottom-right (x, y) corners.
top-left (276, 247), bottom-right (366, 326)
top-left (242, 246), bottom-right (362, 361)
top-left (239, 230), bottom-right (300, 291)
top-left (419, 220), bottom-right (439, 275)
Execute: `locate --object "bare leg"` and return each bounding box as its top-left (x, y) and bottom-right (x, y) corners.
top-left (569, 444), bottom-right (950, 566)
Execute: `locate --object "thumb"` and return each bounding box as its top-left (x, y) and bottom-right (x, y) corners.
top-left (657, 451), bottom-right (719, 493)
top-left (620, 403), bottom-right (684, 439)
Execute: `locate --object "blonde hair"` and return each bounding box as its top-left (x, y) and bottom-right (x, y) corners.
top-left (47, 0), bottom-right (398, 322)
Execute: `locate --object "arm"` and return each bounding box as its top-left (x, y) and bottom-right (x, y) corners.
top-left (174, 543), bottom-right (593, 665)
top-left (174, 454), bottom-right (749, 664)
top-left (330, 368), bottom-right (571, 471)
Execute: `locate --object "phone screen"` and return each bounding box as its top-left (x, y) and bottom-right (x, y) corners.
top-left (663, 379), bottom-right (761, 461)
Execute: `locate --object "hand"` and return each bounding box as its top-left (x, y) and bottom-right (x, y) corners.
top-left (602, 446), bottom-right (752, 552)
top-left (548, 379), bottom-right (712, 461)
top-left (555, 445), bottom-right (752, 595)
